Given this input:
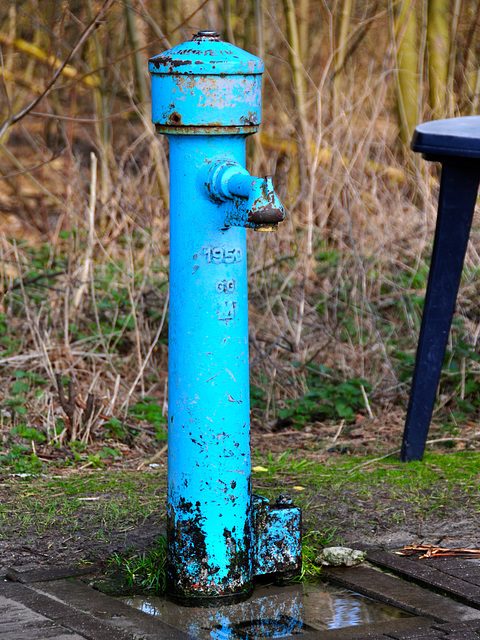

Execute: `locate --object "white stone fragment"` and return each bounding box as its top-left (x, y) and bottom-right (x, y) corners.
top-left (315, 547), bottom-right (367, 567)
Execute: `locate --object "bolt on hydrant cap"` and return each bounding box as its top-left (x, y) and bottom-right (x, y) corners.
top-left (276, 494), bottom-right (294, 507)
top-left (193, 30), bottom-right (221, 41)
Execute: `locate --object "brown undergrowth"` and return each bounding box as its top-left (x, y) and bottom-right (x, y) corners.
top-left (1, 2), bottom-right (480, 474)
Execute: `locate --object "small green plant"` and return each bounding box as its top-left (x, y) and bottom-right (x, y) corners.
top-left (128, 397), bottom-right (167, 440)
top-left (295, 529), bottom-right (339, 582)
top-left (3, 375), bottom-right (28, 420)
top-left (0, 314), bottom-right (21, 356)
top-left (442, 335), bottom-right (480, 413)
top-left (250, 383), bottom-right (267, 410)
top-left (103, 417), bottom-right (131, 441)
top-left (0, 370), bottom-right (50, 472)
top-left (10, 426), bottom-right (46, 442)
top-left (3, 370), bottom-right (48, 424)
top-left (101, 446), bottom-right (122, 460)
top-left (278, 365), bottom-right (371, 425)
top-left (109, 536), bottom-right (167, 594)
top-left (0, 445), bottom-right (43, 473)
top-left (393, 350), bottom-right (416, 382)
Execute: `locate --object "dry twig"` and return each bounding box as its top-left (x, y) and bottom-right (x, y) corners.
top-left (397, 544), bottom-right (480, 559)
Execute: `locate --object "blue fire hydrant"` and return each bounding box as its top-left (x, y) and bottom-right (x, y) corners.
top-left (149, 31), bottom-right (301, 606)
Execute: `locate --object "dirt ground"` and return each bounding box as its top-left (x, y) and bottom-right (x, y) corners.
top-left (2, 410), bottom-right (480, 577)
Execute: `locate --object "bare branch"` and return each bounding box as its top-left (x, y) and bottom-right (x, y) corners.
top-left (27, 102), bottom-right (149, 124)
top-left (0, 0), bottom-right (115, 141)
top-left (50, 0), bottom-right (212, 93)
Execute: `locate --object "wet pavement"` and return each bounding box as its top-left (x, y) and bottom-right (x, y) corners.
top-left (5, 549), bottom-right (480, 639)
top-left (120, 580), bottom-right (414, 638)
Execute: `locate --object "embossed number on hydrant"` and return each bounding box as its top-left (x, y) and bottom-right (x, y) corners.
top-left (217, 300), bottom-right (236, 320)
top-left (203, 247), bottom-right (242, 264)
top-left (216, 279), bottom-right (235, 293)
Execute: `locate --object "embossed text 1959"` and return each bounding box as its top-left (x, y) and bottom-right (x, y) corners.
top-left (203, 246), bottom-right (242, 264)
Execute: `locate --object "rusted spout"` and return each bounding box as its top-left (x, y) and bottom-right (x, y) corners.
top-left (206, 161), bottom-right (286, 230)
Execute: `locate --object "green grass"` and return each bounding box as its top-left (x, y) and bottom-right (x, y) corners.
top-left (1, 450), bottom-right (480, 593)
top-left (108, 535), bottom-right (167, 595)
top-left (251, 450), bottom-right (480, 525)
top-left (253, 449), bottom-right (480, 483)
top-left (295, 529), bottom-right (339, 582)
top-left (0, 470), bottom-right (166, 537)
top-left (3, 450), bottom-right (478, 540)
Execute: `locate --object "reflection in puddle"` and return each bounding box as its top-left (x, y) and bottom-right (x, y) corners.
top-left (121, 581), bottom-right (413, 638)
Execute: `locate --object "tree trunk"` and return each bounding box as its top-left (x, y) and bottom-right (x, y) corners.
top-left (427, 0), bottom-right (449, 118)
top-left (392, 0), bottom-right (419, 147)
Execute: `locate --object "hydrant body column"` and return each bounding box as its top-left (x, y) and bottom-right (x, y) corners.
top-left (150, 31), bottom-right (301, 606)
top-left (167, 134), bottom-right (252, 603)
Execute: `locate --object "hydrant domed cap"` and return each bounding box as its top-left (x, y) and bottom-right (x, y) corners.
top-left (149, 34), bottom-right (264, 76)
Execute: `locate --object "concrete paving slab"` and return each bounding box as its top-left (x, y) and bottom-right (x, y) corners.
top-left (433, 620), bottom-right (480, 634)
top-left (31, 578), bottom-right (197, 639)
top-left (423, 558), bottom-right (480, 588)
top-left (0, 593), bottom-right (86, 640)
top-left (7, 565), bottom-right (98, 584)
top-left (299, 618), bottom-right (433, 639)
top-left (1, 576), bottom-right (193, 640)
top-left (5, 554), bottom-right (480, 639)
top-left (323, 564), bottom-right (480, 622)
top-left (367, 550), bottom-right (480, 607)
top-left (54, 613), bottom-right (136, 640)
top-left (1, 631), bottom-right (86, 640)
top-left (2, 582), bottom-right (91, 621)
top-left (374, 632), bottom-right (443, 639)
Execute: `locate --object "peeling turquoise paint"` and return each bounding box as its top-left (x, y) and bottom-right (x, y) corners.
top-left (149, 30), bottom-right (300, 607)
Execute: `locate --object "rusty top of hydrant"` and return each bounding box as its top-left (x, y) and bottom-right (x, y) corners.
top-left (149, 32), bottom-right (264, 134)
top-left (148, 33), bottom-right (264, 76)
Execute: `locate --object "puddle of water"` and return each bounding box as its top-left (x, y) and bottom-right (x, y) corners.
top-left (120, 581), bottom-right (413, 639)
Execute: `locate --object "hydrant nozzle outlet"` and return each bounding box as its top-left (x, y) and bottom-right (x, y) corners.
top-left (206, 162), bottom-right (286, 229)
